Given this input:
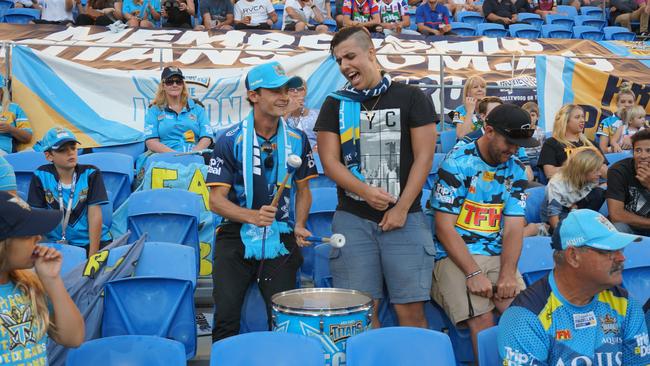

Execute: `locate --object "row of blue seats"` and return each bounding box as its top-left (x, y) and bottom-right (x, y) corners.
top-left (451, 21), bottom-right (635, 40)
top-left (456, 5), bottom-right (607, 24)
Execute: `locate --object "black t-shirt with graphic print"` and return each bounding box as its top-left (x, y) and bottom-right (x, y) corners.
top-left (314, 81), bottom-right (437, 223)
top-left (606, 157), bottom-right (650, 218)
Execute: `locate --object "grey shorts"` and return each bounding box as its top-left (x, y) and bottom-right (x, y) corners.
top-left (329, 210), bottom-right (436, 303)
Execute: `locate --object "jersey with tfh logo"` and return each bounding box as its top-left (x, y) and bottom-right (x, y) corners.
top-left (498, 273), bottom-right (650, 366)
top-left (431, 141), bottom-right (527, 259)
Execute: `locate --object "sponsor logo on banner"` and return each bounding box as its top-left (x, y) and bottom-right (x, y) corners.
top-left (456, 200), bottom-right (503, 233)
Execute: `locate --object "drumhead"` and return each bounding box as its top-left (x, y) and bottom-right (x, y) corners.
top-left (272, 288), bottom-right (373, 316)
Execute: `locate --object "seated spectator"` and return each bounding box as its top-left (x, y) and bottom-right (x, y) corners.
top-left (28, 127), bottom-right (111, 257)
top-left (538, 104), bottom-right (607, 180)
top-left (542, 147), bottom-right (606, 230)
top-left (0, 75), bottom-right (33, 156)
top-left (313, 0), bottom-right (333, 19)
top-left (446, 0), bottom-right (482, 15)
top-left (416, 0), bottom-right (453, 35)
top-left (161, 0), bottom-right (195, 28)
top-left (31, 0), bottom-right (78, 25)
top-left (0, 155), bottom-right (16, 195)
top-left (482, 0), bottom-right (517, 26)
top-left (521, 101), bottom-right (545, 168)
top-left (611, 0), bottom-right (649, 35)
top-left (283, 0), bottom-right (329, 32)
top-left (499, 209), bottom-right (649, 366)
top-left (340, 0), bottom-right (383, 32)
top-left (451, 75), bottom-right (487, 137)
top-left (611, 105), bottom-right (647, 153)
top-left (234, 0), bottom-right (277, 29)
top-left (14, 0), bottom-right (39, 8)
top-left (598, 83), bottom-right (636, 153)
top-left (607, 129), bottom-right (650, 236)
top-left (199, 0), bottom-right (234, 29)
top-left (515, 0), bottom-right (556, 17)
top-left (284, 78), bottom-right (318, 150)
top-left (117, 0), bottom-right (162, 27)
top-left (75, 0), bottom-right (117, 25)
top-left (379, 0), bottom-right (420, 35)
top-left (333, 0), bottom-right (346, 26)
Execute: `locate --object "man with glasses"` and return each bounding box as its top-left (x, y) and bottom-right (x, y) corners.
top-left (607, 129), bottom-right (650, 237)
top-left (499, 209), bottom-right (650, 365)
top-left (431, 103), bottom-right (538, 359)
top-left (206, 61), bottom-right (317, 342)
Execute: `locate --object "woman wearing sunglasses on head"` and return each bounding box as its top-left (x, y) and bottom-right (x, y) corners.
top-left (143, 66), bottom-right (214, 155)
top-left (284, 77), bottom-right (319, 151)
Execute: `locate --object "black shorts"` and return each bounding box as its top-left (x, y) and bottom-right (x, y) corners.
top-left (284, 22), bottom-right (317, 31)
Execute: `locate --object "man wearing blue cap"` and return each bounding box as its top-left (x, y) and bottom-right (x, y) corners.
top-left (206, 61), bottom-right (318, 341)
top-left (27, 127), bottom-right (111, 257)
top-left (0, 75), bottom-right (33, 155)
top-left (499, 209), bottom-right (650, 365)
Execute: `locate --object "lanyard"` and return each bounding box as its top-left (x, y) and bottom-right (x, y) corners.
top-left (57, 171), bottom-right (77, 243)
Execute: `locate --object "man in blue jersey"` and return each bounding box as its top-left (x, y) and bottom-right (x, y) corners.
top-left (499, 209), bottom-right (650, 365)
top-left (206, 61), bottom-right (318, 342)
top-left (431, 104), bottom-right (539, 358)
top-left (0, 75), bottom-right (33, 155)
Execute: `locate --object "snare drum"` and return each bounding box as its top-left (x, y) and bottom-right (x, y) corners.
top-left (272, 288), bottom-right (373, 366)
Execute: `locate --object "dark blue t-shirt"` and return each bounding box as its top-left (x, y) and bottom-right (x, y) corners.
top-left (415, 3), bottom-right (450, 29)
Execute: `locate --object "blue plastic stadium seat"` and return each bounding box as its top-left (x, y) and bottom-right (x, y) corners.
top-left (440, 130), bottom-right (457, 153)
top-left (456, 10), bottom-right (484, 26)
top-left (450, 21), bottom-right (476, 36)
top-left (239, 283), bottom-right (268, 333)
top-left (145, 152), bottom-right (204, 170)
top-left (509, 23), bottom-right (541, 38)
top-left (126, 189), bottom-right (202, 271)
top-left (2, 8), bottom-right (40, 23)
top-left (573, 25), bottom-right (604, 40)
top-left (4, 151), bottom-right (49, 198)
top-left (518, 236), bottom-right (554, 286)
top-left (101, 199), bottom-right (113, 229)
top-left (323, 18), bottom-right (337, 32)
top-left (524, 186), bottom-right (545, 224)
top-left (545, 14), bottom-right (574, 30)
top-left (580, 5), bottom-right (606, 18)
top-left (603, 26), bottom-right (636, 40)
top-left (303, 187), bottom-right (337, 279)
top-left (574, 15), bottom-right (606, 29)
top-left (556, 4), bottom-right (578, 17)
top-left (0, 0), bottom-right (13, 19)
top-left (92, 141), bottom-right (144, 162)
top-left (78, 152), bottom-right (133, 211)
top-left (313, 243), bottom-right (332, 288)
top-left (44, 243), bottom-right (86, 275)
top-left (273, 4), bottom-right (283, 30)
top-left (211, 332), bottom-right (324, 366)
top-left (346, 327), bottom-right (455, 366)
top-left (478, 326), bottom-right (500, 366)
top-left (622, 238), bottom-right (650, 305)
top-left (424, 153), bottom-right (446, 190)
top-left (517, 12), bottom-right (544, 29)
top-left (102, 277), bottom-right (196, 359)
top-left (605, 151), bottom-right (632, 166)
top-left (66, 335), bottom-right (186, 366)
top-left (476, 22), bottom-right (508, 37)
top-left (542, 24), bottom-right (573, 38)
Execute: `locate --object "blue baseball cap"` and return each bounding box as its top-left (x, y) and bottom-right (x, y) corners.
top-left (551, 209), bottom-right (641, 251)
top-left (34, 127), bottom-right (80, 152)
top-left (245, 61), bottom-right (302, 91)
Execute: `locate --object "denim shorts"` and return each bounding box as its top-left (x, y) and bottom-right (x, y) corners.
top-left (329, 210), bottom-right (436, 303)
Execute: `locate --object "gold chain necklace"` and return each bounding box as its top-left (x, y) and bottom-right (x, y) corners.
top-left (362, 95), bottom-right (382, 121)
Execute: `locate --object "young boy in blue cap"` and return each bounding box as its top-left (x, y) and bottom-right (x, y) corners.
top-left (27, 127), bottom-right (111, 257)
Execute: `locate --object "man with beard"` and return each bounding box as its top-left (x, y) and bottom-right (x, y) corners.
top-left (499, 209), bottom-right (650, 365)
top-left (314, 26), bottom-right (437, 329)
top-left (431, 104), bottom-right (538, 359)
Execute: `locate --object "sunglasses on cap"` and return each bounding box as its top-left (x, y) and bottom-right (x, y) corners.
top-left (492, 125), bottom-right (536, 139)
top-left (164, 78), bottom-right (184, 86)
top-left (261, 141), bottom-right (275, 170)
top-left (289, 86), bottom-right (305, 93)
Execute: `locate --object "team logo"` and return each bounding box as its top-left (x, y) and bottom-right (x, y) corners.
top-left (555, 329), bottom-right (572, 340)
top-left (273, 64), bottom-right (287, 77)
top-left (456, 200), bottom-right (503, 233)
top-left (482, 171), bottom-right (495, 182)
top-left (0, 305), bottom-right (37, 350)
top-left (329, 321), bottom-right (364, 343)
top-left (596, 214), bottom-right (616, 232)
top-left (504, 178), bottom-right (513, 193)
top-left (600, 314), bottom-right (619, 335)
top-left (45, 190), bottom-right (55, 205)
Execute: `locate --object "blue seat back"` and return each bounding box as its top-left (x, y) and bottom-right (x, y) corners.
top-left (44, 243), bottom-right (86, 275)
top-left (450, 21), bottom-right (476, 36)
top-left (605, 151), bottom-right (632, 166)
top-left (603, 26), bottom-right (635, 40)
top-left (210, 332), bottom-right (325, 366)
top-left (92, 141), bottom-right (144, 161)
top-left (518, 236), bottom-right (554, 286)
top-left (313, 243), bottom-right (333, 288)
top-left (575, 15), bottom-right (606, 29)
top-left (509, 23), bottom-right (541, 39)
top-left (346, 327), bottom-right (455, 366)
top-left (239, 283), bottom-right (268, 333)
top-left (78, 152), bottom-right (133, 210)
top-left (4, 151), bottom-right (49, 197)
top-left (440, 130), bottom-right (457, 153)
top-left (0, 0), bottom-right (13, 18)
top-left (101, 199), bottom-right (113, 229)
top-left (2, 8), bottom-right (40, 23)
top-left (273, 4), bottom-right (283, 30)
top-left (573, 25), bottom-right (604, 40)
top-left (145, 152), bottom-right (204, 170)
top-left (477, 326), bottom-right (500, 366)
top-left (65, 335), bottom-right (187, 366)
top-left (546, 14), bottom-right (574, 30)
top-left (524, 186), bottom-right (545, 224)
top-left (517, 13), bottom-right (543, 29)
top-left (581, 5), bottom-right (605, 17)
top-left (476, 23), bottom-right (508, 37)
top-left (456, 11), bottom-right (484, 26)
top-left (102, 277), bottom-right (196, 359)
top-left (542, 24), bottom-right (573, 38)
top-left (556, 4), bottom-right (578, 16)
top-left (622, 238), bottom-right (650, 304)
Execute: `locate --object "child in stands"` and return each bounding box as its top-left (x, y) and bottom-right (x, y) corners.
top-left (598, 82), bottom-right (637, 153)
top-left (27, 127), bottom-right (111, 257)
top-left (610, 105), bottom-right (647, 152)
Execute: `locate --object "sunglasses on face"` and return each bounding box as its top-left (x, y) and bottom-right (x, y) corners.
top-left (261, 141), bottom-right (275, 169)
top-left (289, 86), bottom-right (306, 93)
top-left (164, 78), bottom-right (184, 86)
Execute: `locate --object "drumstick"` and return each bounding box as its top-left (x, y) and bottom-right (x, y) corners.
top-left (270, 154), bottom-right (302, 208)
top-left (305, 233), bottom-right (346, 248)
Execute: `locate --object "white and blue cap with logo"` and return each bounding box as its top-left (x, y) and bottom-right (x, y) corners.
top-left (245, 61), bottom-right (302, 91)
top-left (551, 209), bottom-right (641, 251)
top-left (34, 127), bottom-right (80, 152)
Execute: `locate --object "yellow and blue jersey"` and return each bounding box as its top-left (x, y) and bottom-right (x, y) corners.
top-left (27, 164), bottom-right (111, 247)
top-left (499, 273), bottom-right (650, 365)
top-left (0, 102), bottom-right (32, 154)
top-left (144, 99), bottom-right (213, 153)
top-left (597, 115), bottom-right (622, 138)
top-left (431, 141), bottom-right (527, 259)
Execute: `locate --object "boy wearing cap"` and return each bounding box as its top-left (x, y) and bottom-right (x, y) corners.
top-left (27, 127), bottom-right (111, 257)
top-left (0, 75), bottom-right (33, 155)
top-left (432, 103), bottom-right (539, 358)
top-left (206, 61), bottom-right (317, 341)
top-left (499, 209), bottom-right (650, 365)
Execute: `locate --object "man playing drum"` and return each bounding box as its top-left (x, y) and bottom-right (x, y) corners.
top-left (207, 61), bottom-right (318, 341)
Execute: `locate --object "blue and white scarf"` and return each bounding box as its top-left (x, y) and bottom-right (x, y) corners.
top-left (240, 111), bottom-right (292, 260)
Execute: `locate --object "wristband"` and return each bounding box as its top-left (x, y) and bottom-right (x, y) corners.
top-left (465, 269), bottom-right (482, 280)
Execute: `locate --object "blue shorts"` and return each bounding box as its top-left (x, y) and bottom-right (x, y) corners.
top-left (329, 210), bottom-right (436, 303)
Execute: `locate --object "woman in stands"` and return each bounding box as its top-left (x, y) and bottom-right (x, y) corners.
top-left (284, 77), bottom-right (319, 150)
top-left (116, 0), bottom-right (162, 27)
top-left (597, 82), bottom-right (636, 153)
top-left (452, 75), bottom-right (487, 138)
top-left (541, 146), bottom-right (605, 231)
top-left (537, 104), bottom-right (608, 180)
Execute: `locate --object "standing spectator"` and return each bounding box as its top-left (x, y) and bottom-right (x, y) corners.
top-left (611, 105), bottom-right (648, 153)
top-left (598, 82), bottom-right (637, 153)
top-left (607, 129), bottom-right (650, 236)
top-left (200, 0), bottom-right (234, 29)
top-left (432, 104), bottom-right (538, 359)
top-left (340, 0), bottom-right (383, 32)
top-left (379, 0), bottom-right (418, 35)
top-left (284, 78), bottom-right (319, 150)
top-left (161, 0), bottom-right (195, 28)
top-left (234, 0), bottom-right (277, 29)
top-left (416, 0), bottom-right (453, 35)
top-left (482, 0), bottom-right (517, 25)
top-left (612, 0), bottom-right (649, 35)
top-left (75, 0), bottom-right (118, 25)
top-left (451, 75), bottom-right (487, 137)
top-left (0, 75), bottom-right (32, 156)
top-left (119, 0), bottom-right (162, 27)
top-left (283, 0), bottom-right (329, 32)
top-left (521, 101), bottom-right (545, 168)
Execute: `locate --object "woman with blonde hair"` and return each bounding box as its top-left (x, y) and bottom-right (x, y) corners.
top-left (597, 82), bottom-right (637, 153)
top-left (0, 191), bottom-right (84, 364)
top-left (452, 75), bottom-right (487, 138)
top-left (537, 104), bottom-right (607, 180)
top-left (541, 146), bottom-right (605, 230)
